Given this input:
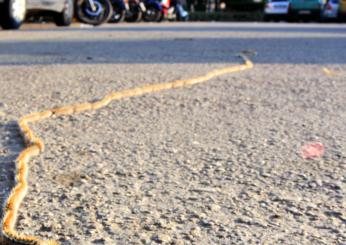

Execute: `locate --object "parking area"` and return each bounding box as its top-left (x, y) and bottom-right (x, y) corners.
top-left (0, 22), bottom-right (345, 244)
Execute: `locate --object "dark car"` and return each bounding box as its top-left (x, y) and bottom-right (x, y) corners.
top-left (289, 0), bottom-right (326, 20)
top-left (0, 0), bottom-right (74, 29)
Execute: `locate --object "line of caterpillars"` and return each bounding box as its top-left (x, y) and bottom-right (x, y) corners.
top-left (0, 54), bottom-right (253, 245)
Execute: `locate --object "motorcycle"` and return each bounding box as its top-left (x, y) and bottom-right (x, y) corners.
top-left (124, 0), bottom-right (145, 22)
top-left (109, 0), bottom-right (163, 23)
top-left (142, 0), bottom-right (163, 22)
top-left (76, 0), bottom-right (113, 25)
top-left (109, 0), bottom-right (126, 22)
top-left (160, 0), bottom-right (188, 21)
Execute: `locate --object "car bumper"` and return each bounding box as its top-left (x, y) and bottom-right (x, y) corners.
top-left (265, 3), bottom-right (289, 14)
top-left (265, 9), bottom-right (289, 14)
top-left (290, 9), bottom-right (321, 15)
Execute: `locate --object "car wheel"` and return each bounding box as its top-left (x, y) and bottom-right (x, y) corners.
top-left (55, 0), bottom-right (74, 26)
top-left (319, 14), bottom-right (326, 23)
top-left (0, 0), bottom-right (26, 29)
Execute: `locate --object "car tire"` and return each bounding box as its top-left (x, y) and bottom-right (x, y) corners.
top-left (0, 0), bottom-right (26, 30)
top-left (319, 14), bottom-right (326, 22)
top-left (337, 13), bottom-right (346, 23)
top-left (55, 0), bottom-right (74, 26)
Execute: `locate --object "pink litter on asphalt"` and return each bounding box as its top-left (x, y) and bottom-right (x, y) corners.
top-left (300, 142), bottom-right (325, 159)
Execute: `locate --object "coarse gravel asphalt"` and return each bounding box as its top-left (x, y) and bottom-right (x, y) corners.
top-left (0, 22), bottom-right (345, 244)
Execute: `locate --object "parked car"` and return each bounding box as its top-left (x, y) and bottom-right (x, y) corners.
top-left (288, 0), bottom-right (326, 20)
top-left (0, 0), bottom-right (74, 29)
top-left (263, 0), bottom-right (289, 21)
top-left (321, 0), bottom-right (339, 19)
top-left (339, 0), bottom-right (346, 20)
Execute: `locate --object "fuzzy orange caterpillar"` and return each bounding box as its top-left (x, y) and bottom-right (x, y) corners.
top-left (51, 105), bottom-right (75, 116)
top-left (91, 96), bottom-right (113, 110)
top-left (73, 102), bottom-right (93, 113)
top-left (1, 53), bottom-right (254, 245)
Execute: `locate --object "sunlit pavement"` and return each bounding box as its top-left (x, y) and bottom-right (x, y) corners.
top-left (0, 22), bottom-right (345, 244)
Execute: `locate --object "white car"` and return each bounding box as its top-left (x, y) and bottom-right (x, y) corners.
top-left (322, 0), bottom-right (339, 19)
top-left (264, 0), bottom-right (290, 21)
top-left (0, 0), bottom-right (74, 29)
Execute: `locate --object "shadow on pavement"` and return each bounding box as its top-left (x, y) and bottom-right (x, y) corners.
top-left (0, 121), bottom-right (23, 219)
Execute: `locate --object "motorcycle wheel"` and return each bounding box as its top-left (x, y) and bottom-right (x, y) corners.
top-left (76, 0), bottom-right (113, 25)
top-left (143, 5), bottom-right (162, 22)
top-left (125, 3), bottom-right (142, 22)
top-left (109, 2), bottom-right (125, 23)
top-left (108, 8), bottom-right (126, 23)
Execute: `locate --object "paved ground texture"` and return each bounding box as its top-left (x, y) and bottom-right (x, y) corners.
top-left (0, 22), bottom-right (345, 245)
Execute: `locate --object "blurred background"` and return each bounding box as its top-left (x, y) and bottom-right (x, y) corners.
top-left (0, 0), bottom-right (345, 30)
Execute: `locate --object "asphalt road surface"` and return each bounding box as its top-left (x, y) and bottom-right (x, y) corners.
top-left (0, 22), bottom-right (345, 244)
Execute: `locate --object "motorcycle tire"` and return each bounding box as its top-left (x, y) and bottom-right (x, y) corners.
top-left (76, 0), bottom-right (113, 25)
top-left (125, 4), bottom-right (142, 22)
top-left (125, 12), bottom-right (142, 22)
top-left (143, 5), bottom-right (162, 22)
top-left (109, 3), bottom-right (125, 22)
top-left (0, 0), bottom-right (26, 30)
